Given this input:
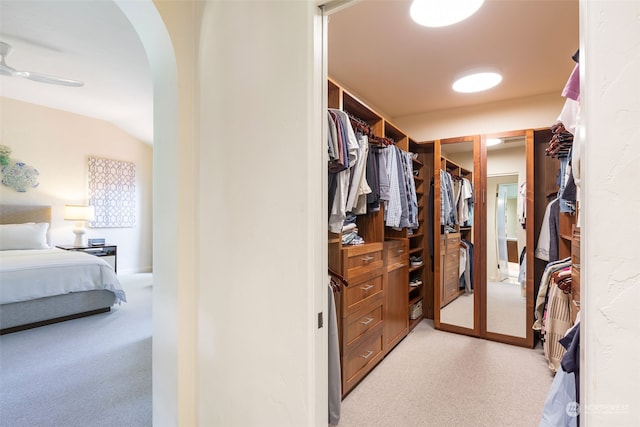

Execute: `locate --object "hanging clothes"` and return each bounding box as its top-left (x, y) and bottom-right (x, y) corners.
top-left (401, 150), bottom-right (419, 229)
top-left (533, 257), bottom-right (571, 331)
top-left (327, 109), bottom-right (359, 234)
top-left (347, 133), bottom-right (372, 215)
top-left (543, 280), bottom-right (573, 372)
top-left (535, 198), bottom-right (560, 262)
top-left (382, 145), bottom-right (402, 227)
top-left (440, 170), bottom-right (457, 226)
top-left (459, 239), bottom-right (474, 293)
top-left (519, 181), bottom-right (527, 229)
top-left (457, 177), bottom-right (473, 227)
top-left (366, 146), bottom-right (382, 212)
top-left (327, 281), bottom-right (341, 425)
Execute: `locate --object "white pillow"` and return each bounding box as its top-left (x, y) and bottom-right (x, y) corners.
top-left (0, 222), bottom-right (50, 250)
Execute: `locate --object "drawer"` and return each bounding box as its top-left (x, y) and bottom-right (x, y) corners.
top-left (343, 326), bottom-right (383, 388)
top-left (343, 243), bottom-right (384, 280)
top-left (343, 273), bottom-right (384, 314)
top-left (344, 301), bottom-right (383, 346)
top-left (572, 226), bottom-right (581, 266)
top-left (444, 263), bottom-right (459, 278)
top-left (384, 239), bottom-right (409, 266)
top-left (444, 279), bottom-right (460, 298)
top-left (571, 265), bottom-right (580, 303)
top-left (570, 264), bottom-right (580, 323)
top-left (444, 254), bottom-right (459, 270)
top-left (445, 233), bottom-right (461, 248)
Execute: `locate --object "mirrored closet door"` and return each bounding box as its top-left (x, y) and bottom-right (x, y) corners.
top-left (481, 131), bottom-right (531, 345)
top-left (432, 131), bottom-right (535, 348)
top-left (433, 136), bottom-right (480, 336)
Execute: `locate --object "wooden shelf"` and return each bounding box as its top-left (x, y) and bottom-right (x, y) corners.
top-left (409, 265), bottom-right (424, 273)
top-left (328, 77), bottom-right (426, 397)
top-left (408, 233), bottom-right (424, 239)
top-left (409, 294), bottom-right (422, 305)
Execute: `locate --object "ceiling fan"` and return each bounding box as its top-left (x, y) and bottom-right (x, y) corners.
top-left (0, 41), bottom-right (84, 87)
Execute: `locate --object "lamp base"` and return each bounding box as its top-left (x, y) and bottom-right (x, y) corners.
top-left (72, 227), bottom-right (86, 247)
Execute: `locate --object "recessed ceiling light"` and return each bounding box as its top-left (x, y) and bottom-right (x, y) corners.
top-left (486, 138), bottom-right (503, 147)
top-left (452, 70), bottom-right (502, 93)
top-left (410, 0), bottom-right (485, 27)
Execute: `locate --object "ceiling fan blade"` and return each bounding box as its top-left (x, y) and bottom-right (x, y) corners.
top-left (0, 59), bottom-right (18, 76)
top-left (0, 42), bottom-right (84, 87)
top-left (20, 70), bottom-right (84, 87)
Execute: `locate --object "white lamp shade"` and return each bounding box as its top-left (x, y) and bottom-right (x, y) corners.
top-left (64, 205), bottom-right (95, 221)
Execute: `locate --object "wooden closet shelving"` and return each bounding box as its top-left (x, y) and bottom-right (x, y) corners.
top-left (437, 156), bottom-right (473, 308)
top-left (327, 78), bottom-right (426, 396)
top-left (408, 148), bottom-right (425, 331)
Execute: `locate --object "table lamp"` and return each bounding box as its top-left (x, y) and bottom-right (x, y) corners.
top-left (64, 204), bottom-right (95, 246)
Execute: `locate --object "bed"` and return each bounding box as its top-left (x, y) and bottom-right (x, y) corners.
top-left (0, 205), bottom-right (125, 334)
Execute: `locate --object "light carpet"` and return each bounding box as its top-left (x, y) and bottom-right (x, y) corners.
top-left (0, 273), bottom-right (152, 427)
top-left (439, 281), bottom-right (527, 338)
top-left (1, 274), bottom-right (553, 427)
top-left (335, 320), bottom-right (554, 427)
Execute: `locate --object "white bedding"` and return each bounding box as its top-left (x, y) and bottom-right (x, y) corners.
top-left (0, 248), bottom-right (126, 305)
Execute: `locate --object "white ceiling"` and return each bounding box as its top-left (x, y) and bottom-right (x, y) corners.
top-left (0, 1), bottom-right (152, 144)
top-left (0, 1), bottom-right (579, 146)
top-left (328, 0), bottom-right (579, 119)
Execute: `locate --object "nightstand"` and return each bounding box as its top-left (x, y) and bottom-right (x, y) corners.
top-left (56, 244), bottom-right (118, 273)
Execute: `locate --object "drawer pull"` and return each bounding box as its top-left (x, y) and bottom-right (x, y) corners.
top-left (397, 249), bottom-right (404, 254)
top-left (360, 350), bottom-right (373, 360)
top-left (360, 317), bottom-right (374, 325)
top-left (361, 256), bottom-right (374, 263)
top-left (360, 284), bottom-right (374, 291)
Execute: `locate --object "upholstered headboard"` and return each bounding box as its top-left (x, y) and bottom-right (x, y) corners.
top-left (0, 205), bottom-right (51, 225)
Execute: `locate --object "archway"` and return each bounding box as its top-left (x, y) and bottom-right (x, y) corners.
top-left (114, 1), bottom-right (181, 423)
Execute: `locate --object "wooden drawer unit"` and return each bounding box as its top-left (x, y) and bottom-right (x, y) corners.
top-left (343, 295), bottom-right (384, 346)
top-left (444, 233), bottom-right (461, 248)
top-left (443, 268), bottom-right (460, 299)
top-left (570, 226), bottom-right (581, 322)
top-left (342, 324), bottom-right (384, 393)
top-left (343, 243), bottom-right (384, 280)
top-left (440, 233), bottom-right (461, 308)
top-left (384, 239), bottom-right (408, 266)
top-left (571, 226), bottom-right (580, 267)
top-left (343, 272), bottom-right (383, 313)
top-left (337, 242), bottom-right (386, 396)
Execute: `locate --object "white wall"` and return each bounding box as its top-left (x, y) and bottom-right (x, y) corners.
top-left (582, 1), bottom-right (640, 425)
top-left (486, 146), bottom-right (527, 281)
top-left (197, 1), bottom-right (325, 426)
top-left (0, 97), bottom-right (153, 274)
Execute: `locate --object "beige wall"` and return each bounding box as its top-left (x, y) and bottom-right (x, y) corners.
top-left (394, 92), bottom-right (564, 142)
top-left (0, 97), bottom-right (153, 274)
top-left (197, 1), bottom-right (325, 425)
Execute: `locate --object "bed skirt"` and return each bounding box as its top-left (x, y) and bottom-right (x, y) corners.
top-left (0, 290), bottom-right (116, 334)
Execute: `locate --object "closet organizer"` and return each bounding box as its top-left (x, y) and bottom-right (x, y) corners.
top-left (538, 55), bottom-right (582, 422)
top-left (420, 128), bottom-right (573, 349)
top-left (327, 78), bottom-right (429, 397)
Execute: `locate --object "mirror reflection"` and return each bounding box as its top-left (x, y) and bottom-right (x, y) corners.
top-left (486, 136), bottom-right (527, 337)
top-left (438, 141), bottom-right (475, 330)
